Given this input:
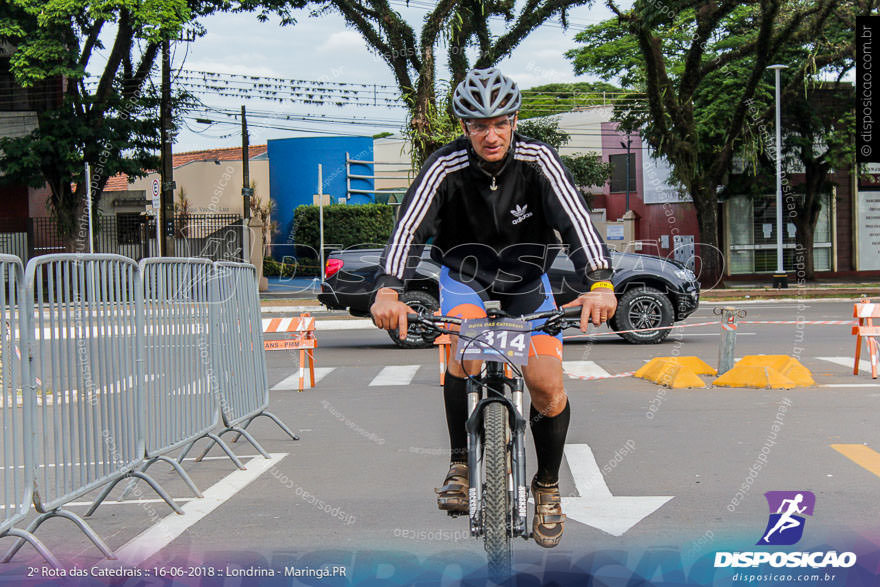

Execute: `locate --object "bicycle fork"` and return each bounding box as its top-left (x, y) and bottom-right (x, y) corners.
top-left (465, 363), bottom-right (530, 539)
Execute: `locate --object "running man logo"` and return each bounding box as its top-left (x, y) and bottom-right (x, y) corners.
top-left (757, 491), bottom-right (816, 546)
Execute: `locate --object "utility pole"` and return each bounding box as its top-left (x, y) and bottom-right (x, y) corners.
top-left (158, 29), bottom-right (196, 258)
top-left (159, 39), bottom-right (175, 257)
top-left (241, 105), bottom-right (253, 263)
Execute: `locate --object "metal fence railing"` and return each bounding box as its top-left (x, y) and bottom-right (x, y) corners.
top-left (170, 215), bottom-right (244, 263)
top-left (2, 255), bottom-right (181, 565)
top-left (0, 256), bottom-right (58, 567)
top-left (0, 254), bottom-right (295, 567)
top-left (139, 258), bottom-right (233, 471)
top-left (0, 215), bottom-right (244, 265)
top-left (187, 262), bottom-right (298, 462)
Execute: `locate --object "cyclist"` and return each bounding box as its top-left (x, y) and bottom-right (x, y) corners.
top-left (370, 67), bottom-right (616, 548)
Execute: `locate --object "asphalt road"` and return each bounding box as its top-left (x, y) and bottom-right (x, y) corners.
top-left (4, 299), bottom-right (880, 586)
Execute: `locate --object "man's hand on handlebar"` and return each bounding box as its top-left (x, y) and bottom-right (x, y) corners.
top-left (561, 289), bottom-right (617, 333)
top-left (370, 287), bottom-right (413, 340)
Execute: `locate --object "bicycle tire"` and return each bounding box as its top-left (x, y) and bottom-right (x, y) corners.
top-left (483, 401), bottom-right (511, 581)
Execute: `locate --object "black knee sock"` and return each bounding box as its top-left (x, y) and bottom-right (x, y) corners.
top-left (530, 399), bottom-right (571, 486)
top-left (444, 374), bottom-right (469, 464)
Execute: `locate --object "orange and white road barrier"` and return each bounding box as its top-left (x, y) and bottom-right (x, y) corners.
top-left (853, 300), bottom-right (880, 379)
top-left (263, 313), bottom-right (317, 391)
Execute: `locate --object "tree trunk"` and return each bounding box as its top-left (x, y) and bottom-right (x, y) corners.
top-left (792, 163), bottom-right (827, 281)
top-left (793, 216), bottom-right (815, 282)
top-left (690, 186), bottom-right (723, 289)
top-left (410, 98), bottom-right (448, 168)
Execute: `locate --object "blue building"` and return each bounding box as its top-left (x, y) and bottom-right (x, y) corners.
top-left (268, 136), bottom-right (374, 258)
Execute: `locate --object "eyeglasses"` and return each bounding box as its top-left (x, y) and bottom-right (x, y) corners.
top-left (465, 117), bottom-right (515, 137)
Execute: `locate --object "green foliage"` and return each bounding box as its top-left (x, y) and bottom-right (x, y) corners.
top-left (565, 0), bottom-right (852, 283)
top-left (292, 204), bottom-right (396, 258)
top-left (519, 81), bottom-right (623, 119)
top-left (262, 256), bottom-right (322, 277)
top-left (516, 118), bottom-right (570, 150)
top-left (561, 153), bottom-right (613, 192)
top-left (0, 0), bottom-right (243, 239)
top-left (516, 117), bottom-right (612, 192)
top-left (405, 90), bottom-right (461, 170)
top-left (295, 1), bottom-right (595, 168)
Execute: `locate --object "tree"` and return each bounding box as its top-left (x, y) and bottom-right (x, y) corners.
top-left (731, 2), bottom-right (858, 280)
top-left (566, 0), bottom-right (845, 286)
top-left (0, 0), bottom-right (265, 242)
top-left (517, 117), bottom-right (612, 199)
top-left (733, 85), bottom-right (855, 279)
top-left (289, 0), bottom-right (596, 167)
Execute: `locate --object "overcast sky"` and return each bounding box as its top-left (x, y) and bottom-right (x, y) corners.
top-left (171, 3), bottom-right (625, 152)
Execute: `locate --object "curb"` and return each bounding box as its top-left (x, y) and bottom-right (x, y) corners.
top-left (702, 287), bottom-right (880, 301)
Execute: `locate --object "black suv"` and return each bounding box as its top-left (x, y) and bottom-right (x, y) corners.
top-left (318, 247), bottom-right (700, 347)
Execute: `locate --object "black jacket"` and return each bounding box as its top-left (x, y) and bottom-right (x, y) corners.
top-left (377, 133), bottom-right (611, 294)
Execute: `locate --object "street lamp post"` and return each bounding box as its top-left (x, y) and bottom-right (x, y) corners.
top-left (768, 64), bottom-right (788, 288)
top-left (620, 136), bottom-right (632, 212)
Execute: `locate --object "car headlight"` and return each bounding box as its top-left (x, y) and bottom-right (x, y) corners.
top-left (674, 268), bottom-right (696, 282)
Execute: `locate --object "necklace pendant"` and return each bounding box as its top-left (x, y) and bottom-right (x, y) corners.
top-left (490, 176), bottom-right (498, 191)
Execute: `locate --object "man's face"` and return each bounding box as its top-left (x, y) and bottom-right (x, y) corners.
top-left (460, 113), bottom-right (517, 163)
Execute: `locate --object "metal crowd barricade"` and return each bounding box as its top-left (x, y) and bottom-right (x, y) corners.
top-left (187, 262), bottom-right (297, 461)
top-left (91, 259), bottom-right (246, 511)
top-left (0, 256), bottom-right (58, 567)
top-left (139, 259), bottom-right (242, 469)
top-left (3, 255), bottom-right (180, 564)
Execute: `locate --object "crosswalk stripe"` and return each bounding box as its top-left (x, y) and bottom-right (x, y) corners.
top-left (818, 356), bottom-right (872, 373)
top-left (271, 367), bottom-right (335, 390)
top-left (369, 365), bottom-right (421, 387)
top-left (562, 360), bottom-right (612, 379)
top-left (831, 444), bottom-right (880, 479)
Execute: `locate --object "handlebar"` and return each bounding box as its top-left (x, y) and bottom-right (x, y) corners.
top-left (407, 305), bottom-right (584, 335)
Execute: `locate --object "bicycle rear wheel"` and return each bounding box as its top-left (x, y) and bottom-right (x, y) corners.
top-left (482, 401), bottom-right (511, 581)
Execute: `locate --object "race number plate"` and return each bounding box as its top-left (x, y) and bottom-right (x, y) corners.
top-left (457, 318), bottom-right (530, 364)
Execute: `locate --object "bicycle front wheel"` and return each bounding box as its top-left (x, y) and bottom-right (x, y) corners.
top-left (482, 401), bottom-right (511, 581)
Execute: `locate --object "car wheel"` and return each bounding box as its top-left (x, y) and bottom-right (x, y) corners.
top-left (611, 287), bottom-right (674, 344)
top-left (388, 290), bottom-right (440, 349)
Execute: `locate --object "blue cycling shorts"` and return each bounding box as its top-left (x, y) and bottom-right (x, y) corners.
top-left (438, 266), bottom-right (563, 360)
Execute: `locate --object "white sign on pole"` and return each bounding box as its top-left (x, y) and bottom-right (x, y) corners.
top-left (151, 178), bottom-right (161, 209)
top-left (152, 178), bottom-right (162, 256)
top-left (857, 190), bottom-right (880, 270)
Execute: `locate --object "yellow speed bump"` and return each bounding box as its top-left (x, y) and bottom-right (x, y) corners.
top-left (736, 355), bottom-right (815, 387)
top-left (712, 365), bottom-right (795, 389)
top-left (634, 358), bottom-right (706, 389)
top-left (665, 356), bottom-right (717, 376)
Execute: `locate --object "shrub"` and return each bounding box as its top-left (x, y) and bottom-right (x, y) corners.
top-left (263, 256), bottom-right (323, 278)
top-left (292, 203), bottom-right (395, 256)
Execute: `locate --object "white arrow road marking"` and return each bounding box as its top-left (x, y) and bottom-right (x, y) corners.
top-left (369, 365), bottom-right (421, 386)
top-left (113, 453), bottom-right (286, 566)
top-left (271, 367), bottom-right (336, 390)
top-left (818, 356), bottom-right (872, 374)
top-left (533, 444), bottom-right (673, 537)
top-left (562, 361), bottom-right (611, 379)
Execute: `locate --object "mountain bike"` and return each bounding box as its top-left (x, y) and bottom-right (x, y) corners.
top-left (408, 304), bottom-right (581, 581)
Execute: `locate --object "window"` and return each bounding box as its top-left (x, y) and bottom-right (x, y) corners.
top-left (609, 153), bottom-right (636, 193)
top-left (726, 194), bottom-right (832, 274)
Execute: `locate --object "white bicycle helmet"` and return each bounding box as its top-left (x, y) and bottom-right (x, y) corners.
top-left (452, 68), bottom-right (521, 120)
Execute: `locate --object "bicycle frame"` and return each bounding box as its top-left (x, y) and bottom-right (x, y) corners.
top-left (465, 359), bottom-right (530, 539)
top-left (406, 305), bottom-right (579, 544)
